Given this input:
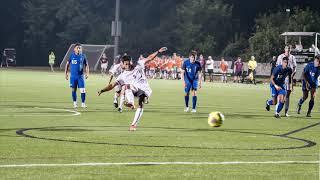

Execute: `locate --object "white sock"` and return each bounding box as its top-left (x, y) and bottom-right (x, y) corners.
top-left (131, 108), bottom-right (143, 126)
top-left (125, 89), bottom-right (134, 105)
top-left (114, 93), bottom-right (118, 103)
top-left (119, 94), bottom-right (125, 109)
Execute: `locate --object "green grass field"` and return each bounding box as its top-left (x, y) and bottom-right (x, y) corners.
top-left (0, 69), bottom-right (319, 179)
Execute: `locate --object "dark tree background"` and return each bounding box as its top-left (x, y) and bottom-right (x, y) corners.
top-left (0, 0), bottom-right (320, 66)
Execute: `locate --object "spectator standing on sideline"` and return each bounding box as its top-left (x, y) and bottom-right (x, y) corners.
top-left (49, 51), bottom-right (55, 72)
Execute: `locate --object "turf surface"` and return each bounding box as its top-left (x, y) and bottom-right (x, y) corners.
top-left (0, 69), bottom-right (319, 179)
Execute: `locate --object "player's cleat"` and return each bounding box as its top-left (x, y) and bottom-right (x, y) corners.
top-left (81, 103), bottom-right (87, 108)
top-left (306, 112), bottom-right (312, 117)
top-left (73, 102), bottom-right (78, 108)
top-left (118, 108), bottom-right (123, 113)
top-left (129, 125), bottom-right (136, 131)
top-left (191, 109), bottom-right (197, 113)
top-left (184, 107), bottom-right (189, 112)
top-left (274, 114), bottom-right (281, 119)
top-left (97, 91), bottom-right (102, 96)
top-left (113, 102), bottom-right (118, 108)
top-left (285, 113), bottom-right (290, 117)
top-left (297, 104), bottom-right (302, 114)
top-left (143, 97), bottom-right (149, 104)
top-left (265, 100), bottom-right (270, 111)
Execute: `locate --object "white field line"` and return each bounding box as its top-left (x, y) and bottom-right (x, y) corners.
top-left (0, 107), bottom-right (81, 117)
top-left (0, 161), bottom-right (319, 168)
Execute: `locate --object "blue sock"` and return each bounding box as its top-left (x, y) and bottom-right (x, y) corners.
top-left (192, 96), bottom-right (197, 109)
top-left (276, 102), bottom-right (284, 114)
top-left (267, 99), bottom-right (273, 105)
top-left (81, 93), bottom-right (86, 103)
top-left (72, 91), bottom-right (77, 102)
top-left (298, 98), bottom-right (304, 106)
top-left (184, 95), bottom-right (189, 107)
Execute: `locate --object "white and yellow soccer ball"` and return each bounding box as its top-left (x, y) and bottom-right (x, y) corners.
top-left (208, 112), bottom-right (225, 127)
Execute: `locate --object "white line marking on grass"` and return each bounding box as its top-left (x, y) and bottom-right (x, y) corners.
top-left (0, 107), bottom-right (80, 117)
top-left (0, 161), bottom-right (319, 168)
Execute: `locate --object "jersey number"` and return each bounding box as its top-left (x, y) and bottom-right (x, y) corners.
top-left (72, 60), bottom-right (77, 64)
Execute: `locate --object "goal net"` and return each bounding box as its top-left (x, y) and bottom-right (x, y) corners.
top-left (60, 44), bottom-right (114, 71)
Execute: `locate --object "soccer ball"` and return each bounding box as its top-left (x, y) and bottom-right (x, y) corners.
top-left (208, 112), bottom-right (225, 127)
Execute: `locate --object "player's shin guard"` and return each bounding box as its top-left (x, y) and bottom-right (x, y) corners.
top-left (192, 96), bottom-right (197, 109)
top-left (184, 95), bottom-right (189, 107)
top-left (275, 102), bottom-right (284, 114)
top-left (131, 108), bottom-right (143, 126)
top-left (81, 93), bottom-right (86, 103)
top-left (307, 99), bottom-right (314, 114)
top-left (114, 93), bottom-right (118, 103)
top-left (72, 91), bottom-right (77, 102)
top-left (119, 94), bottom-right (125, 109)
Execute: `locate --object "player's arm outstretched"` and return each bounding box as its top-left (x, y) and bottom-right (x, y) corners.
top-left (144, 47), bottom-right (168, 64)
top-left (98, 81), bottom-right (118, 96)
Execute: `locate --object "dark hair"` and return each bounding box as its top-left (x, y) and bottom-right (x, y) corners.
top-left (75, 42), bottom-right (82, 47)
top-left (121, 54), bottom-right (131, 62)
top-left (189, 50), bottom-right (197, 57)
top-left (282, 56), bottom-right (289, 61)
top-left (315, 55), bottom-right (320, 61)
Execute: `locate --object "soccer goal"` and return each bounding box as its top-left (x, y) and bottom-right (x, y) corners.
top-left (60, 44), bottom-right (114, 71)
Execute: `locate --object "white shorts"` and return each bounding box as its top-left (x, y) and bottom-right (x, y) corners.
top-left (101, 63), bottom-right (108, 69)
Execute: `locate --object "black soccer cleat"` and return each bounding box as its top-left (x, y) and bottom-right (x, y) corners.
top-left (265, 101), bottom-right (270, 111)
top-left (306, 112), bottom-right (311, 117)
top-left (274, 114), bottom-right (281, 119)
top-left (114, 102), bottom-right (118, 108)
top-left (118, 108), bottom-right (123, 113)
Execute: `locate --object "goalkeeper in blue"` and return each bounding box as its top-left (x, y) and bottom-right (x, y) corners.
top-left (297, 55), bottom-right (320, 117)
top-left (265, 57), bottom-right (292, 118)
top-left (65, 43), bottom-right (89, 108)
top-left (181, 50), bottom-right (202, 113)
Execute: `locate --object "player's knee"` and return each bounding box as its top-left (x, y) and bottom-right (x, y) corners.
top-left (192, 91), bottom-right (197, 96)
top-left (72, 88), bottom-right (77, 92)
top-left (185, 93), bottom-right (190, 96)
top-left (79, 88), bottom-right (86, 93)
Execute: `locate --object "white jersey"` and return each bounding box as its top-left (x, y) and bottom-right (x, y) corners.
top-left (277, 54), bottom-right (297, 72)
top-left (109, 63), bottom-right (123, 77)
top-left (116, 64), bottom-right (152, 97)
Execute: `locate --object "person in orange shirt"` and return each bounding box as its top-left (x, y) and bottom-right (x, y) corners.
top-left (220, 57), bottom-right (228, 83)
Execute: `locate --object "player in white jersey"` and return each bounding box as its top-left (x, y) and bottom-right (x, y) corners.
top-left (276, 46), bottom-right (297, 117)
top-left (98, 47), bottom-right (167, 131)
top-left (108, 60), bottom-right (124, 108)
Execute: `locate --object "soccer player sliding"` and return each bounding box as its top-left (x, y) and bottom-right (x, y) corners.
top-left (265, 56), bottom-right (292, 118)
top-left (181, 50), bottom-right (202, 113)
top-left (65, 43), bottom-right (89, 108)
top-left (98, 47), bottom-right (167, 131)
top-left (297, 55), bottom-right (320, 117)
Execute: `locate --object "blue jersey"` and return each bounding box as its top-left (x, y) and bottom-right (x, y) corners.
top-left (182, 59), bottom-right (202, 82)
top-left (271, 65), bottom-right (292, 87)
top-left (68, 53), bottom-right (87, 77)
top-left (304, 62), bottom-right (320, 86)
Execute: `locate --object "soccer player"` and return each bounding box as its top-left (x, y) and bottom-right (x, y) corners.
top-left (98, 47), bottom-right (167, 131)
top-left (181, 50), bottom-right (202, 113)
top-left (265, 57), bottom-right (292, 118)
top-left (296, 56), bottom-right (320, 117)
top-left (277, 46), bottom-right (297, 117)
top-left (65, 43), bottom-right (89, 108)
top-left (108, 59), bottom-right (124, 108)
top-left (233, 57), bottom-right (243, 83)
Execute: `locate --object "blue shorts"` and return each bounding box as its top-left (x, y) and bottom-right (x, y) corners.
top-left (302, 80), bottom-right (318, 91)
top-left (270, 84), bottom-right (286, 97)
top-left (70, 76), bottom-right (85, 88)
top-left (185, 80), bottom-right (198, 93)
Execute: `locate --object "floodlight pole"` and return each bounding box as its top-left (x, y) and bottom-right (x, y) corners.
top-left (113, 0), bottom-right (121, 59)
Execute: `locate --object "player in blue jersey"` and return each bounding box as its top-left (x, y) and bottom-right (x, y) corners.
top-left (65, 43), bottom-right (89, 108)
top-left (181, 50), bottom-right (202, 113)
top-left (265, 57), bottom-right (292, 118)
top-left (297, 55), bottom-right (320, 117)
